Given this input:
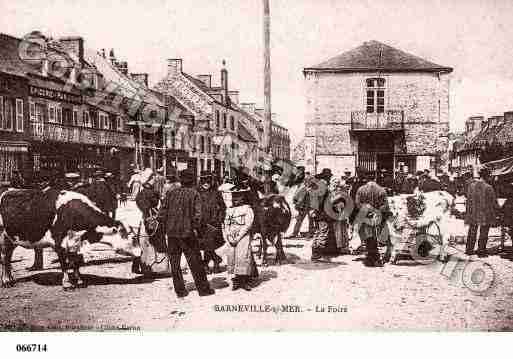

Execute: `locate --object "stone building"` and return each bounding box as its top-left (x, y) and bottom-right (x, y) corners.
top-left (302, 40), bottom-right (453, 177)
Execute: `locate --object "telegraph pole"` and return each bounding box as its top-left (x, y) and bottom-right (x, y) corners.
top-left (263, 0), bottom-right (272, 155)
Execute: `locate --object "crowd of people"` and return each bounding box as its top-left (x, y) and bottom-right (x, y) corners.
top-left (3, 161), bottom-right (511, 298)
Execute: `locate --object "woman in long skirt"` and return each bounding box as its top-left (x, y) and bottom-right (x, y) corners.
top-left (224, 187), bottom-right (258, 291)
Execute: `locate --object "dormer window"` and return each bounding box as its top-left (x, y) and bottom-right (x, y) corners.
top-left (230, 115), bottom-right (235, 131)
top-left (366, 78), bottom-right (385, 114)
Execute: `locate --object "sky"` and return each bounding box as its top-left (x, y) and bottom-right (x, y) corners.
top-left (2, 0), bottom-right (513, 147)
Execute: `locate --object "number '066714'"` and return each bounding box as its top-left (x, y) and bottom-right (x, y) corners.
top-left (16, 344), bottom-right (47, 352)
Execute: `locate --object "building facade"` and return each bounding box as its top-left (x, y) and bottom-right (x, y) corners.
top-left (303, 40), bottom-right (452, 177)
top-left (451, 112), bottom-right (513, 173)
top-left (154, 59), bottom-right (264, 180)
top-left (0, 32), bottom-right (136, 185)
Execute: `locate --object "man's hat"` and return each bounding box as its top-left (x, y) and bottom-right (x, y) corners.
top-left (179, 169), bottom-right (195, 185)
top-left (65, 172), bottom-right (80, 179)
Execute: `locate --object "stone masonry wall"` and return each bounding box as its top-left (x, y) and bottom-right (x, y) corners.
top-left (304, 71), bottom-right (450, 155)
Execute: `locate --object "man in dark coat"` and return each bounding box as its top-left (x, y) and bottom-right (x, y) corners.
top-left (198, 171), bottom-right (226, 273)
top-left (355, 175), bottom-right (390, 267)
top-left (158, 169), bottom-right (214, 298)
top-left (465, 167), bottom-right (499, 257)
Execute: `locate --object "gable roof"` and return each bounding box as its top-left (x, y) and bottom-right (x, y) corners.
top-left (304, 40), bottom-right (453, 74)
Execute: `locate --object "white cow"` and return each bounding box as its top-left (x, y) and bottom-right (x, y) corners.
top-left (386, 190), bottom-right (454, 263)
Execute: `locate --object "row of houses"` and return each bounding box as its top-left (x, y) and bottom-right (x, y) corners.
top-left (449, 112), bottom-right (513, 173)
top-left (0, 31), bottom-right (290, 185)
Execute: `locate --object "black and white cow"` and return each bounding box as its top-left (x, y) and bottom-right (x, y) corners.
top-left (0, 186), bottom-right (140, 290)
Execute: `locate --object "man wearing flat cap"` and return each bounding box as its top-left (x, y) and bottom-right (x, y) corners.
top-left (158, 168), bottom-right (214, 297)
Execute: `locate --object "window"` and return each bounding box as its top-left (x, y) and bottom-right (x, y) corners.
top-left (29, 101), bottom-right (36, 122)
top-left (99, 112), bottom-right (109, 130)
top-left (223, 113), bottom-right (227, 128)
top-left (200, 135), bottom-right (205, 153)
top-left (72, 108), bottom-right (79, 126)
top-left (230, 115), bottom-right (235, 130)
top-left (216, 110), bottom-right (220, 128)
top-left (2, 98), bottom-right (13, 131)
top-left (62, 108), bottom-right (72, 126)
top-left (117, 116), bottom-right (123, 131)
top-left (200, 159), bottom-right (205, 171)
top-left (15, 99), bottom-right (23, 132)
top-left (83, 111), bottom-right (91, 128)
top-left (35, 104), bottom-right (44, 123)
top-left (207, 137), bottom-right (212, 154)
top-left (56, 106), bottom-right (62, 124)
top-left (170, 131), bottom-right (176, 149)
top-left (48, 104), bottom-right (56, 123)
top-left (0, 96), bottom-right (3, 129)
top-left (366, 78), bottom-right (385, 113)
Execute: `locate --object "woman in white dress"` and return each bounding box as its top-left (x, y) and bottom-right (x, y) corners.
top-left (223, 186), bottom-right (258, 291)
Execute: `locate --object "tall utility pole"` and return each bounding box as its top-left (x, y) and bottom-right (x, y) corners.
top-left (263, 0), bottom-right (272, 155)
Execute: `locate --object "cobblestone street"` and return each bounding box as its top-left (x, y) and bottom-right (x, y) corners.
top-left (1, 202), bottom-right (512, 331)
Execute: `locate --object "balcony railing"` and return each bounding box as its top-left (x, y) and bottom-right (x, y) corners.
top-left (30, 122), bottom-right (135, 148)
top-left (351, 110), bottom-right (404, 130)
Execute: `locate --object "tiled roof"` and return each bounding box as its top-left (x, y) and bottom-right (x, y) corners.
top-left (237, 123), bottom-right (258, 143)
top-left (305, 40), bottom-right (453, 73)
top-left (470, 122), bottom-right (504, 147)
top-left (84, 48), bottom-right (164, 107)
top-left (0, 33), bottom-right (37, 77)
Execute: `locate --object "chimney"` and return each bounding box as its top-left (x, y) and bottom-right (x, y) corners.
top-left (59, 36), bottom-right (84, 64)
top-left (101, 49), bottom-right (106, 58)
top-left (228, 91), bottom-right (239, 105)
top-left (488, 116), bottom-right (498, 127)
top-left (167, 59), bottom-right (183, 75)
top-left (241, 102), bottom-right (256, 114)
top-left (197, 74), bottom-right (212, 88)
top-left (504, 111), bottom-right (513, 123)
top-left (131, 73), bottom-right (149, 87)
top-left (220, 60), bottom-right (229, 105)
top-left (109, 49), bottom-right (116, 64)
top-left (42, 58), bottom-right (49, 77)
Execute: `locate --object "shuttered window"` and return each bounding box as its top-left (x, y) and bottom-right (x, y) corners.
top-left (0, 96), bottom-right (3, 129)
top-left (15, 99), bottom-right (23, 132)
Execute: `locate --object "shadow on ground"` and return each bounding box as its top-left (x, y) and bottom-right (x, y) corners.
top-left (15, 272), bottom-right (154, 287)
top-left (185, 276), bottom-right (230, 292)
